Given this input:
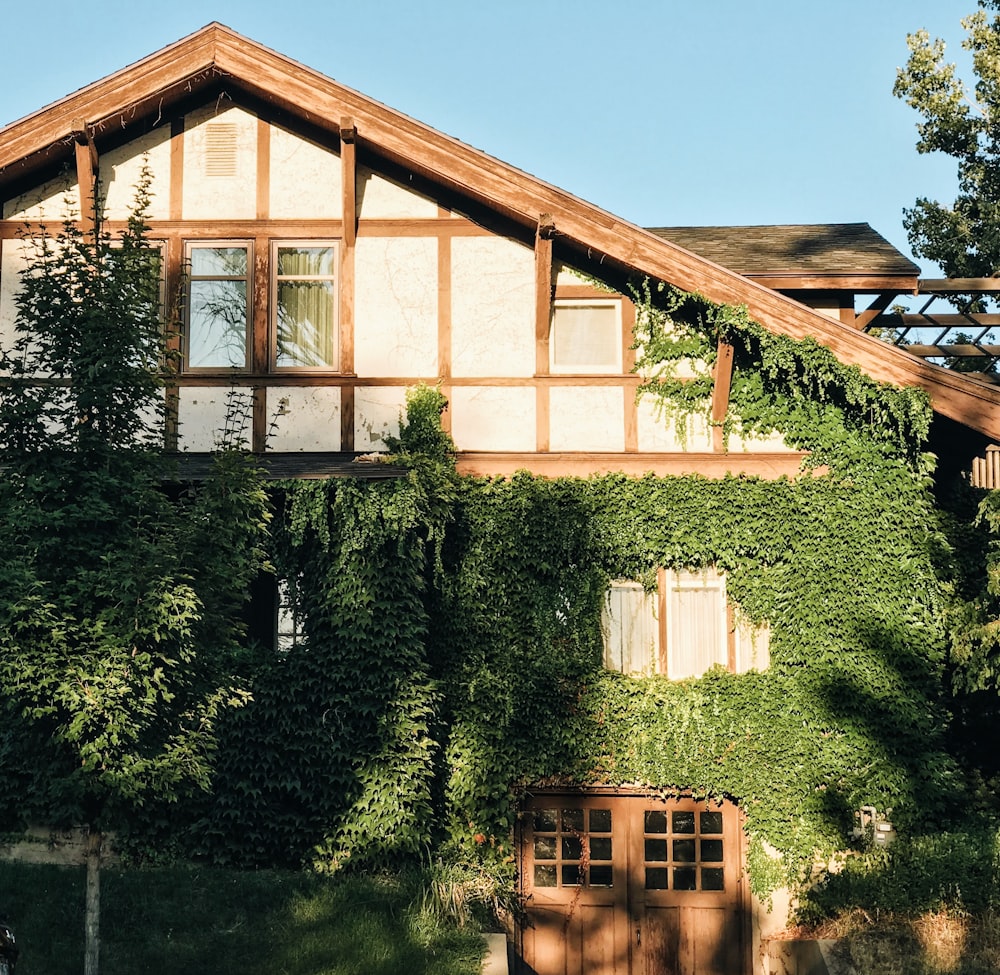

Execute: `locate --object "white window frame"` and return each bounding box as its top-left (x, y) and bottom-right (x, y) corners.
top-left (550, 298), bottom-right (623, 374)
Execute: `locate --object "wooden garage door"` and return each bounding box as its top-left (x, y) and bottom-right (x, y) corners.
top-left (518, 794), bottom-right (747, 975)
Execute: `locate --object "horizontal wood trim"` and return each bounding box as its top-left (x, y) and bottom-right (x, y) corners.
top-left (554, 284), bottom-right (623, 299)
top-left (454, 451), bottom-right (815, 480)
top-left (168, 373), bottom-right (646, 387)
top-left (920, 278), bottom-right (1000, 293)
top-left (0, 218), bottom-right (496, 239)
top-left (749, 275), bottom-right (918, 292)
top-left (897, 314), bottom-right (1000, 328)
top-left (905, 344), bottom-right (1000, 359)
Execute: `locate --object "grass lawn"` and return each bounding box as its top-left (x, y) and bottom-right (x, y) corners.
top-left (0, 860), bottom-right (487, 975)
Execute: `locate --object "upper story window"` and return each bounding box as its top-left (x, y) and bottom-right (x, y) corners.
top-left (184, 239), bottom-right (339, 372)
top-left (602, 568), bottom-right (769, 678)
top-left (550, 298), bottom-right (621, 373)
top-left (186, 242), bottom-right (251, 369)
top-left (273, 242), bottom-right (338, 369)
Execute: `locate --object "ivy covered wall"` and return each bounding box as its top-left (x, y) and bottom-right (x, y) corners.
top-left (3, 284), bottom-right (975, 903)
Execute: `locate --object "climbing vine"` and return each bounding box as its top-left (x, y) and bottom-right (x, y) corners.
top-left (6, 280), bottom-right (981, 910)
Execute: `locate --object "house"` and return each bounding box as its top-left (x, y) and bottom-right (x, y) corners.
top-left (1, 24), bottom-right (995, 975)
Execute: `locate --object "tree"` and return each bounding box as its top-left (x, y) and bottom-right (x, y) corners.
top-left (894, 1), bottom-right (1000, 283)
top-left (0, 174), bottom-right (270, 974)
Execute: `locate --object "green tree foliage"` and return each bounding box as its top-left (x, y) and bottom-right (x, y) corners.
top-left (0, 175), bottom-right (270, 968)
top-left (894, 1), bottom-right (1000, 281)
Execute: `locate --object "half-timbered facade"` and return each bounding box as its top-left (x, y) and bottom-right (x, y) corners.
top-left (2, 24), bottom-right (998, 975)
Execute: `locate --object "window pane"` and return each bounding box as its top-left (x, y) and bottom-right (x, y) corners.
top-left (590, 865), bottom-right (613, 887)
top-left (562, 808), bottom-right (584, 832)
top-left (275, 245), bottom-right (337, 369)
top-left (673, 867), bottom-right (697, 891)
top-left (534, 865), bottom-right (557, 887)
top-left (644, 839), bottom-right (668, 862)
top-left (562, 865), bottom-right (581, 886)
top-left (562, 836), bottom-right (582, 861)
top-left (645, 867), bottom-right (668, 890)
top-left (700, 811), bottom-right (724, 834)
top-left (673, 839), bottom-right (696, 863)
top-left (589, 809), bottom-right (612, 832)
top-left (551, 303), bottom-right (620, 370)
top-left (701, 839), bottom-right (724, 862)
top-left (534, 836), bottom-right (556, 860)
top-left (191, 246), bottom-right (247, 276)
top-left (644, 810), bottom-right (668, 834)
top-left (534, 809), bottom-right (558, 832)
top-left (672, 812), bottom-right (695, 834)
top-left (590, 837), bottom-right (612, 860)
top-left (603, 583), bottom-right (657, 674)
top-left (276, 280), bottom-right (336, 367)
top-left (702, 868), bottom-right (725, 891)
top-left (278, 245), bottom-right (335, 276)
top-left (189, 279), bottom-right (247, 367)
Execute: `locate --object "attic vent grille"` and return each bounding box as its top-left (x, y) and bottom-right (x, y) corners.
top-left (204, 123), bottom-right (238, 177)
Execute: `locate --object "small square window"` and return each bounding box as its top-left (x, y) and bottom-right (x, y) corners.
top-left (550, 300), bottom-right (621, 373)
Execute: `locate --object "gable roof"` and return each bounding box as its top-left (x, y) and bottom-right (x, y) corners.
top-left (3, 23), bottom-right (1000, 441)
top-left (648, 224), bottom-right (920, 285)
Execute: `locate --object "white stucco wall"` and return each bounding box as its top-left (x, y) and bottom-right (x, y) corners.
top-left (0, 238), bottom-right (27, 351)
top-left (101, 127), bottom-right (172, 220)
top-left (270, 125), bottom-right (341, 219)
top-left (266, 386), bottom-right (341, 451)
top-left (3, 173), bottom-right (77, 221)
top-left (356, 165), bottom-right (437, 219)
top-left (451, 236), bottom-right (534, 378)
top-left (176, 387), bottom-right (253, 452)
top-left (450, 386), bottom-right (536, 452)
top-left (182, 105), bottom-right (257, 220)
top-left (549, 386), bottom-right (625, 452)
top-left (636, 396), bottom-right (713, 452)
top-left (354, 386), bottom-right (407, 450)
top-left (354, 237), bottom-right (438, 377)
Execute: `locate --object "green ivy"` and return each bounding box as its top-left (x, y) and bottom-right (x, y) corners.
top-left (10, 283), bottom-right (980, 911)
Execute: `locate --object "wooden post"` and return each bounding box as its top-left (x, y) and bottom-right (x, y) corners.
top-left (535, 214), bottom-right (555, 376)
top-left (72, 119), bottom-right (98, 231)
top-left (711, 339), bottom-right (734, 452)
top-left (84, 827), bottom-right (101, 975)
top-left (339, 119), bottom-right (357, 380)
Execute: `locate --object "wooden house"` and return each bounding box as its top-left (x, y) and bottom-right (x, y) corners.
top-left (1, 24), bottom-right (997, 975)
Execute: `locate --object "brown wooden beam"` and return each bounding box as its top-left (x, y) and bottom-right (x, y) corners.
top-left (854, 292), bottom-right (901, 331)
top-left (340, 119), bottom-right (357, 248)
top-left (711, 339), bottom-right (734, 452)
top-left (454, 451), bottom-right (815, 480)
top-left (897, 314), bottom-right (1000, 328)
top-left (920, 278), bottom-right (1000, 293)
top-left (72, 119), bottom-right (97, 229)
top-left (339, 118), bottom-right (357, 375)
top-left (535, 214), bottom-right (554, 376)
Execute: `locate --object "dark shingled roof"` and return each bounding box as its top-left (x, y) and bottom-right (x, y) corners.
top-left (646, 223), bottom-right (920, 278)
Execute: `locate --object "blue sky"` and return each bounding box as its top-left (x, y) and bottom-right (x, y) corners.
top-left (0, 0), bottom-right (979, 273)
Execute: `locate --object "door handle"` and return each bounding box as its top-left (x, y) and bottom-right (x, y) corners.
top-left (636, 925), bottom-right (641, 947)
